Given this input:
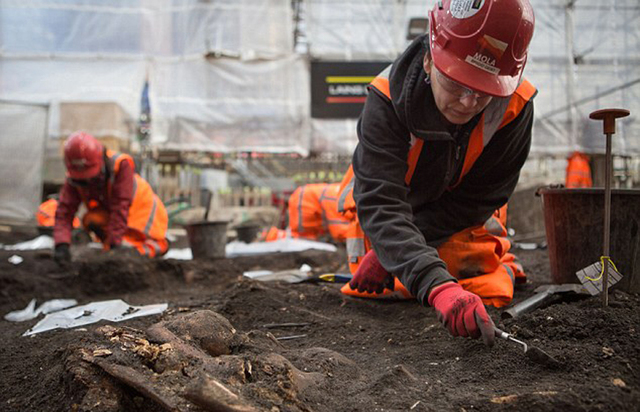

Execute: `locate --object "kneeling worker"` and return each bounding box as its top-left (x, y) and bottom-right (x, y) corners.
top-left (53, 132), bottom-right (169, 262)
top-left (338, 0), bottom-right (536, 346)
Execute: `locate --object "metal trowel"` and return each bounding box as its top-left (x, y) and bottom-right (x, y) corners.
top-left (495, 327), bottom-right (560, 368)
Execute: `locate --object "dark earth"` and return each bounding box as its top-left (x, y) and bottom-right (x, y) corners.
top-left (0, 238), bottom-right (638, 411)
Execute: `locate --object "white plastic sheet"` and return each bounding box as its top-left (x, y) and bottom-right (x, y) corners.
top-left (164, 237), bottom-right (337, 260)
top-left (226, 238), bottom-right (337, 257)
top-left (0, 59), bottom-right (146, 139)
top-left (2, 235), bottom-right (54, 251)
top-left (1, 0), bottom-right (638, 157)
top-left (150, 55), bottom-right (311, 154)
top-left (23, 299), bottom-right (168, 336)
top-left (0, 102), bottom-right (48, 223)
top-left (304, 0), bottom-right (640, 156)
top-left (4, 299), bottom-right (78, 322)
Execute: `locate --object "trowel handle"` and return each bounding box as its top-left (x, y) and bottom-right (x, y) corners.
top-left (494, 327), bottom-right (528, 353)
top-left (494, 327), bottom-right (510, 340)
top-left (501, 290), bottom-right (558, 319)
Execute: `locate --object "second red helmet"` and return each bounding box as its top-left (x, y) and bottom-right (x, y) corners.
top-left (64, 131), bottom-right (104, 180)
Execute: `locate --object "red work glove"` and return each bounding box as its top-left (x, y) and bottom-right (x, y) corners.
top-left (349, 249), bottom-right (395, 294)
top-left (428, 282), bottom-right (495, 347)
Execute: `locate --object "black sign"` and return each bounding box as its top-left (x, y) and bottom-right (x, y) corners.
top-left (311, 61), bottom-right (392, 119)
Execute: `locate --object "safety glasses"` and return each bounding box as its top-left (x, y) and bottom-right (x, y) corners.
top-left (432, 66), bottom-right (491, 100)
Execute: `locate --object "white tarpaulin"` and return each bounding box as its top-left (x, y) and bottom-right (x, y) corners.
top-left (0, 58), bottom-right (146, 139)
top-left (1, 0), bottom-right (638, 156)
top-left (4, 299), bottom-right (78, 322)
top-left (23, 299), bottom-right (168, 336)
top-left (164, 238), bottom-right (337, 260)
top-left (0, 0), bottom-right (300, 152)
top-left (0, 102), bottom-right (48, 223)
top-left (304, 0), bottom-right (640, 156)
top-left (1, 235), bottom-right (55, 251)
top-left (151, 55), bottom-right (310, 154)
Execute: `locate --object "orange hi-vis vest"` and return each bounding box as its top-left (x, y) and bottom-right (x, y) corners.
top-left (82, 151), bottom-right (169, 257)
top-left (289, 183), bottom-right (350, 242)
top-left (37, 198), bottom-right (80, 228)
top-left (565, 152), bottom-right (593, 188)
top-left (337, 70), bottom-right (536, 307)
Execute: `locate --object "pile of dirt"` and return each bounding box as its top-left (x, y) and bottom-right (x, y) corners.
top-left (0, 244), bottom-right (638, 411)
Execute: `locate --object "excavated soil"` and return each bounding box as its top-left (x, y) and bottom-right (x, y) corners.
top-left (0, 242), bottom-right (638, 412)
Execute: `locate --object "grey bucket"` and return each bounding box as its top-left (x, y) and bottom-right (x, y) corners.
top-left (538, 187), bottom-right (640, 293)
top-left (185, 221), bottom-right (228, 259)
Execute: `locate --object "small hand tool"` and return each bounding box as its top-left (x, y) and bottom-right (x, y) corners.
top-left (317, 273), bottom-right (353, 283)
top-left (494, 327), bottom-right (560, 368)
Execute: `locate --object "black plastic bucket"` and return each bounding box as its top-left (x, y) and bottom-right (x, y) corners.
top-left (235, 223), bottom-right (262, 243)
top-left (538, 187), bottom-right (640, 293)
top-left (184, 221), bottom-right (228, 259)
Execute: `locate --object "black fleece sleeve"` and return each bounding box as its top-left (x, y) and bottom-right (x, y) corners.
top-left (415, 101), bottom-right (534, 237)
top-left (352, 89), bottom-right (455, 306)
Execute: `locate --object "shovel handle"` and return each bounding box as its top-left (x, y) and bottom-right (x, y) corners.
top-left (589, 108), bottom-right (630, 135)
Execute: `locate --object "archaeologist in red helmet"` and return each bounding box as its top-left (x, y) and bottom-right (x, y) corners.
top-left (337, 0), bottom-right (536, 346)
top-left (53, 131), bottom-right (169, 263)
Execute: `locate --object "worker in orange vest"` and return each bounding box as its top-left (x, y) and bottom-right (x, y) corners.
top-left (53, 132), bottom-right (169, 263)
top-left (288, 183), bottom-right (349, 242)
top-left (565, 151), bottom-right (593, 188)
top-left (261, 183), bottom-right (350, 243)
top-left (337, 0), bottom-right (536, 346)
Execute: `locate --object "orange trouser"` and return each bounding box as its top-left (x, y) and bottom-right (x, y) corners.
top-left (340, 205), bottom-right (525, 307)
top-left (82, 209), bottom-right (169, 258)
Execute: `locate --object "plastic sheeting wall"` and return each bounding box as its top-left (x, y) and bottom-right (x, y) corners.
top-left (0, 0), bottom-right (301, 153)
top-left (151, 55), bottom-right (310, 154)
top-left (527, 0), bottom-right (640, 155)
top-left (0, 102), bottom-right (48, 223)
top-left (306, 0), bottom-right (640, 156)
top-left (1, 0), bottom-right (638, 156)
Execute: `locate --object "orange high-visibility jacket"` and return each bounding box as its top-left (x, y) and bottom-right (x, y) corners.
top-left (54, 150), bottom-right (168, 247)
top-left (337, 35), bottom-right (536, 306)
top-left (565, 152), bottom-right (593, 188)
top-left (37, 198), bottom-right (80, 228)
top-left (289, 183), bottom-right (350, 242)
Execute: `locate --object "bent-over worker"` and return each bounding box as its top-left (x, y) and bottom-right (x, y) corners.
top-left (338, 0), bottom-right (537, 346)
top-left (53, 132), bottom-right (169, 263)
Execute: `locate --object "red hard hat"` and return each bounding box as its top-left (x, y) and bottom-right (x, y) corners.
top-left (64, 132), bottom-right (104, 180)
top-left (429, 0), bottom-right (535, 97)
